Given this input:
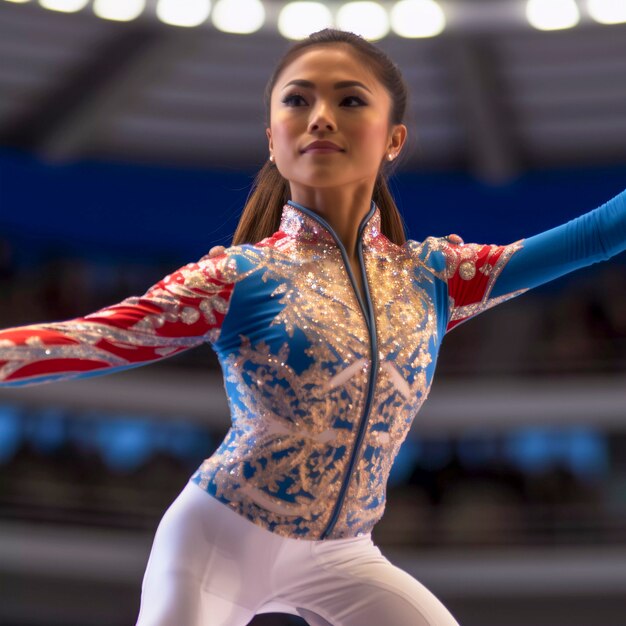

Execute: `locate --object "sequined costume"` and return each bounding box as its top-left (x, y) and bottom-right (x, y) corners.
top-left (1, 190), bottom-right (625, 541)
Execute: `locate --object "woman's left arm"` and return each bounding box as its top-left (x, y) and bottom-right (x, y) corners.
top-left (492, 187), bottom-right (626, 297)
top-left (442, 187), bottom-right (626, 332)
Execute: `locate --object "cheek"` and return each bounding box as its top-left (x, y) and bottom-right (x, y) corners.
top-left (349, 113), bottom-right (388, 147)
top-left (272, 115), bottom-right (300, 149)
top-left (353, 125), bottom-right (388, 160)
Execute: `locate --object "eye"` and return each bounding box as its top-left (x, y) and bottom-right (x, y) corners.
top-left (281, 93), bottom-right (367, 107)
top-left (282, 93), bottom-right (307, 106)
top-left (342, 95), bottom-right (366, 107)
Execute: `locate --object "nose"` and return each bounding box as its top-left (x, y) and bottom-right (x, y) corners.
top-left (307, 101), bottom-right (336, 133)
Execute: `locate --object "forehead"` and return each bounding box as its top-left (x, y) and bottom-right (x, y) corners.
top-left (275, 46), bottom-right (380, 92)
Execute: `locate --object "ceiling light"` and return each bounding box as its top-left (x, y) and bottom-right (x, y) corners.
top-left (336, 1), bottom-right (390, 41)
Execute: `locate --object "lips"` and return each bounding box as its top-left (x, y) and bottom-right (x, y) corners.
top-left (302, 140), bottom-right (344, 153)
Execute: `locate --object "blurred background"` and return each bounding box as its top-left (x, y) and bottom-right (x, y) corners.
top-left (0, 0), bottom-right (625, 625)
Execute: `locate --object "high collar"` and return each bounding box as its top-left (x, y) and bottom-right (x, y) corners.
top-left (279, 199), bottom-right (381, 248)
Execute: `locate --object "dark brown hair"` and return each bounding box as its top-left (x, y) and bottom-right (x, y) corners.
top-left (232, 28), bottom-right (411, 246)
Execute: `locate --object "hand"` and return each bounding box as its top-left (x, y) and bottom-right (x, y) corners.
top-left (207, 245), bottom-right (226, 257)
top-left (446, 234), bottom-right (464, 245)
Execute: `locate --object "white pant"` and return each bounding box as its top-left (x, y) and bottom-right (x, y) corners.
top-left (135, 480), bottom-right (461, 626)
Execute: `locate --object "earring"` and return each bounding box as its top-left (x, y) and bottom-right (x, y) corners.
top-left (387, 153), bottom-right (394, 161)
top-left (269, 154), bottom-right (274, 162)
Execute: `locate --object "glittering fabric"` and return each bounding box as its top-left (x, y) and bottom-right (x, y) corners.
top-left (189, 201), bottom-right (527, 540)
top-left (6, 189), bottom-right (624, 541)
top-left (0, 254), bottom-right (238, 385)
top-left (0, 202), bottom-right (526, 540)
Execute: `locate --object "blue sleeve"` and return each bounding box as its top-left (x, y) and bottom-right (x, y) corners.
top-left (491, 188), bottom-right (626, 299)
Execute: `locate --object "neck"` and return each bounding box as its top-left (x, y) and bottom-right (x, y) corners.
top-left (289, 184), bottom-right (374, 260)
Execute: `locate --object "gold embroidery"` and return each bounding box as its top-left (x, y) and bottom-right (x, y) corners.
top-left (0, 253), bottom-right (239, 384)
top-left (422, 235), bottom-right (527, 329)
top-left (459, 260), bottom-right (476, 280)
top-left (193, 209), bottom-right (444, 539)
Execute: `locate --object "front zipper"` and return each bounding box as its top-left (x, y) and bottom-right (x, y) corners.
top-left (320, 233), bottom-right (379, 539)
top-left (286, 200), bottom-right (379, 540)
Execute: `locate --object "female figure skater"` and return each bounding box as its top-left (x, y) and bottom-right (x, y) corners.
top-left (1, 28), bottom-right (625, 626)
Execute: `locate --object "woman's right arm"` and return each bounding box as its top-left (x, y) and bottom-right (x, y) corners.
top-left (0, 251), bottom-right (236, 387)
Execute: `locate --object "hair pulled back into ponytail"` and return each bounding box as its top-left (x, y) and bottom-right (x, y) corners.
top-left (232, 28), bottom-right (411, 246)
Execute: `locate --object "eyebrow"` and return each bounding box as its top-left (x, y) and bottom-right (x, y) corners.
top-left (282, 79), bottom-right (373, 94)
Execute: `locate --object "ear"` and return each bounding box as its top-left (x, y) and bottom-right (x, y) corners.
top-left (388, 123), bottom-right (407, 156)
top-left (266, 127), bottom-right (273, 153)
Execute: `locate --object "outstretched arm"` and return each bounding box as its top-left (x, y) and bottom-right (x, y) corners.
top-left (0, 252), bottom-right (236, 387)
top-left (441, 188), bottom-right (626, 332)
top-left (492, 188), bottom-right (626, 296)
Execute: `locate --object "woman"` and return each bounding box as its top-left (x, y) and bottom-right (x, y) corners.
top-left (1, 28), bottom-right (625, 626)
